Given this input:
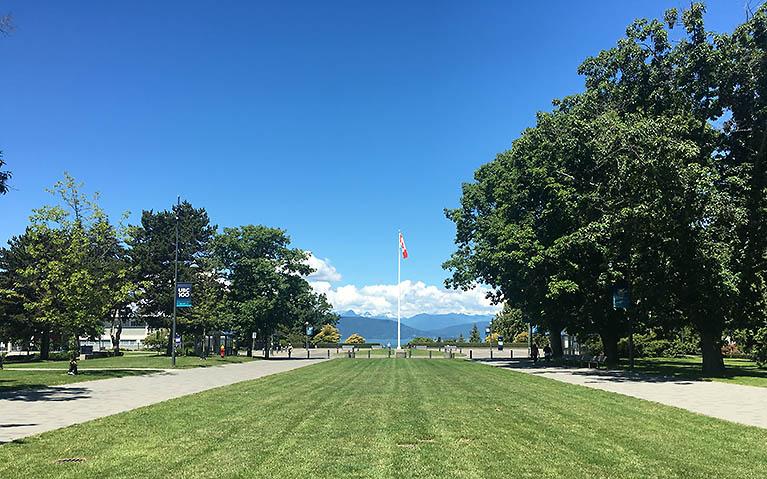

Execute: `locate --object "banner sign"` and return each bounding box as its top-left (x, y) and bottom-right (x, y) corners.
top-left (612, 283), bottom-right (631, 310)
top-left (306, 326), bottom-right (314, 336)
top-left (176, 282), bottom-right (192, 308)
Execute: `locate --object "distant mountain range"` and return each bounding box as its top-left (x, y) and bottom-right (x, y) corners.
top-left (336, 310), bottom-right (492, 344)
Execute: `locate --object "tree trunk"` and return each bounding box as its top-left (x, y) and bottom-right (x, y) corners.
top-left (548, 322), bottom-right (564, 358)
top-left (599, 331), bottom-right (619, 366)
top-left (700, 329), bottom-right (725, 375)
top-left (40, 330), bottom-right (51, 360)
top-left (111, 321), bottom-right (122, 355)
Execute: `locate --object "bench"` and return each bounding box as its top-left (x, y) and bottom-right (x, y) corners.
top-left (587, 355), bottom-right (607, 369)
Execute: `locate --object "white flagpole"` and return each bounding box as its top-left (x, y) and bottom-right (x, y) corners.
top-left (397, 230), bottom-right (401, 349)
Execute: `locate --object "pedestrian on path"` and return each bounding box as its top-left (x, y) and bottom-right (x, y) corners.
top-left (543, 345), bottom-right (552, 362)
top-left (531, 343), bottom-right (539, 363)
top-left (219, 344), bottom-right (225, 358)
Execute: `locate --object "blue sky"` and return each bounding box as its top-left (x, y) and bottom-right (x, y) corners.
top-left (0, 1), bottom-right (751, 315)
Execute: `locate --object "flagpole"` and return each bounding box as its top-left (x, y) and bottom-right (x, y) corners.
top-left (397, 230), bottom-right (401, 350)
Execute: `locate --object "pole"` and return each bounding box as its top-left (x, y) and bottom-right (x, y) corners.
top-left (397, 230), bottom-right (401, 350)
top-left (172, 195), bottom-right (179, 367)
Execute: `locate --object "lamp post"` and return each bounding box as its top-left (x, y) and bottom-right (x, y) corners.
top-left (171, 196), bottom-right (179, 367)
top-left (304, 321), bottom-right (309, 352)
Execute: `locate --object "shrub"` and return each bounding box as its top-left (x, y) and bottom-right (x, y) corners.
top-left (344, 333), bottom-right (365, 344)
top-left (753, 327), bottom-right (767, 367)
top-left (143, 330), bottom-right (169, 351)
top-left (312, 324), bottom-right (341, 344)
top-left (514, 331), bottom-right (529, 343)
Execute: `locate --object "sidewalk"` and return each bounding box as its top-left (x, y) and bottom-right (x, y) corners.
top-left (482, 359), bottom-right (767, 429)
top-left (0, 358), bottom-right (325, 443)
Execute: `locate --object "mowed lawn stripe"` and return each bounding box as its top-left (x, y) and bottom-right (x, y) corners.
top-left (2, 359), bottom-right (767, 479)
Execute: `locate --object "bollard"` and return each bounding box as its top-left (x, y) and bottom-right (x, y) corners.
top-left (490, 349), bottom-right (493, 359)
top-left (469, 349), bottom-right (473, 359)
top-left (388, 349), bottom-right (391, 358)
top-left (307, 349), bottom-right (310, 359)
top-left (288, 349), bottom-right (292, 359)
top-left (510, 349), bottom-right (513, 359)
top-left (368, 349), bottom-right (371, 359)
top-left (327, 349), bottom-right (330, 359)
top-left (429, 350), bottom-right (432, 359)
top-left (408, 349), bottom-right (412, 358)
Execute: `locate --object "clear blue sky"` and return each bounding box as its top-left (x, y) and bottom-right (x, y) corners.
top-left (0, 1), bottom-right (751, 311)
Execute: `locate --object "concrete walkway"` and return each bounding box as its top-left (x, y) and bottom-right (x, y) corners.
top-left (482, 359), bottom-right (767, 429)
top-left (0, 358), bottom-right (325, 443)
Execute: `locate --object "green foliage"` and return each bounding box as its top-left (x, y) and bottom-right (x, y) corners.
top-left (211, 225), bottom-right (336, 357)
top-left (344, 333), bottom-right (365, 344)
top-left (469, 324), bottom-right (481, 343)
top-left (443, 3), bottom-right (767, 373)
top-left (0, 151), bottom-right (10, 195)
top-left (143, 330), bottom-right (169, 352)
top-left (753, 328), bottom-right (767, 367)
top-left (127, 201), bottom-right (219, 352)
top-left (1, 174), bottom-right (139, 355)
top-left (514, 331), bottom-right (529, 343)
top-left (312, 324), bottom-right (341, 344)
top-left (407, 337), bottom-right (436, 346)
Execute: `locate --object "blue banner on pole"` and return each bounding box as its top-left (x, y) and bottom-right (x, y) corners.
top-left (612, 283), bottom-right (630, 310)
top-left (176, 282), bottom-right (192, 308)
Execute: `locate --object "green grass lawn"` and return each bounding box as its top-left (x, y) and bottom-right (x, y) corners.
top-left (621, 356), bottom-right (767, 388)
top-left (354, 348), bottom-right (462, 358)
top-left (0, 369), bottom-right (157, 392)
top-left (2, 360), bottom-right (767, 478)
top-left (4, 351), bottom-right (256, 370)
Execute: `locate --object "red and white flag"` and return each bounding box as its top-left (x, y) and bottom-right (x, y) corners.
top-left (399, 232), bottom-right (408, 259)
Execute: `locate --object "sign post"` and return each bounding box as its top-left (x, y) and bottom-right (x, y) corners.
top-left (612, 280), bottom-right (633, 371)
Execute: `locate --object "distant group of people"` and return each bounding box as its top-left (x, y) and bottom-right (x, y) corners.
top-left (530, 343), bottom-right (552, 364)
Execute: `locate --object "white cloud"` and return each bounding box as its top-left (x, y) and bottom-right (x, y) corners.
top-left (305, 252), bottom-right (342, 282)
top-left (310, 279), bottom-right (500, 317)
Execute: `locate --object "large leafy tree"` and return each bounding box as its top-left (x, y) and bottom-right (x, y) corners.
top-left (127, 201), bottom-right (216, 354)
top-left (446, 3), bottom-right (761, 373)
top-left (211, 225), bottom-right (336, 358)
top-left (2, 174), bottom-right (138, 357)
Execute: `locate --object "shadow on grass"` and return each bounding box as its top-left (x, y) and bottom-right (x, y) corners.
top-left (482, 356), bottom-right (767, 385)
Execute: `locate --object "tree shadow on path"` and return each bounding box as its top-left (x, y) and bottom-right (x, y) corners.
top-left (0, 386), bottom-right (91, 402)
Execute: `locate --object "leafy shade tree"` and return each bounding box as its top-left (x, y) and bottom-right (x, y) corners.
top-left (211, 225), bottom-right (333, 358)
top-left (344, 333), bottom-right (365, 345)
top-left (312, 324), bottom-right (341, 344)
top-left (128, 201), bottom-right (216, 355)
top-left (492, 304), bottom-right (527, 342)
top-left (469, 324), bottom-right (481, 343)
top-left (0, 230), bottom-right (44, 353)
top-left (7, 174), bottom-right (138, 357)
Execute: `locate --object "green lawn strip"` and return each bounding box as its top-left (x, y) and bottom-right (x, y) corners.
top-left (2, 360), bottom-right (767, 478)
top-left (0, 369), bottom-right (159, 391)
top-left (617, 356), bottom-right (767, 388)
top-left (353, 348), bottom-right (463, 358)
top-left (4, 353), bottom-right (256, 370)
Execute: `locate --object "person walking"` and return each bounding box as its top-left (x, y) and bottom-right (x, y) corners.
top-left (543, 344), bottom-right (552, 362)
top-left (531, 343), bottom-right (539, 364)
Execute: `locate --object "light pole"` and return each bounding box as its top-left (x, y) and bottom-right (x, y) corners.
top-left (171, 196), bottom-right (179, 368)
top-left (304, 321), bottom-right (309, 352)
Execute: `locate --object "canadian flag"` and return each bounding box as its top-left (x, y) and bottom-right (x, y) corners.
top-left (399, 232), bottom-right (408, 259)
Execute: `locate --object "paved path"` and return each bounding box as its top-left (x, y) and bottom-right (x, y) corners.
top-left (482, 359), bottom-right (767, 429)
top-left (0, 358), bottom-right (325, 443)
